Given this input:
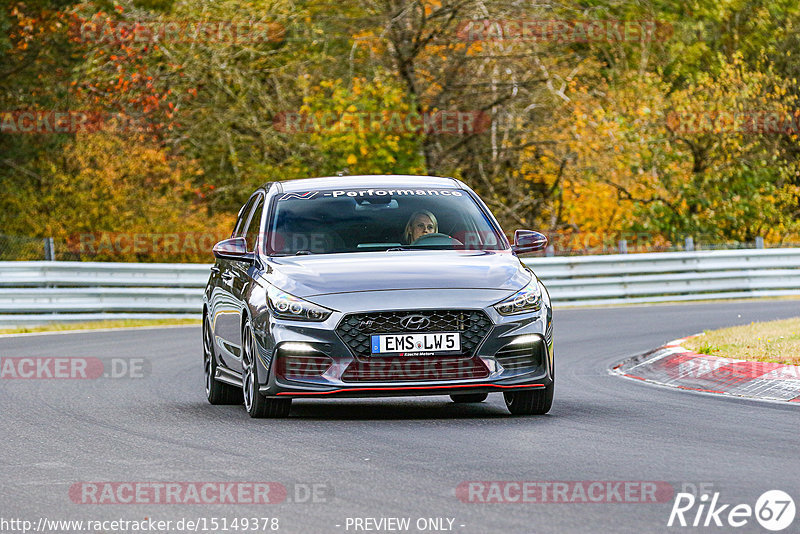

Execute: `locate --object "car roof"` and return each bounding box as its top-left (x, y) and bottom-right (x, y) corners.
top-left (275, 175), bottom-right (461, 192)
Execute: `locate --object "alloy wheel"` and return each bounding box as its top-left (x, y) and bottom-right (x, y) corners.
top-left (242, 325), bottom-right (255, 412)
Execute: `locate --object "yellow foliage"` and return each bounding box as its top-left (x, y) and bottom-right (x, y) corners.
top-left (40, 128), bottom-right (230, 262)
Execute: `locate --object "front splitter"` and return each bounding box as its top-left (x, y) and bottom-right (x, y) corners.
top-left (263, 381), bottom-right (547, 398)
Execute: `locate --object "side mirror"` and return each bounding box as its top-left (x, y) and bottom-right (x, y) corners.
top-left (213, 237), bottom-right (254, 263)
top-left (511, 230), bottom-right (548, 254)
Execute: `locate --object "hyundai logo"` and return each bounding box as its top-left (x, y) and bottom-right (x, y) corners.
top-left (400, 315), bottom-right (431, 330)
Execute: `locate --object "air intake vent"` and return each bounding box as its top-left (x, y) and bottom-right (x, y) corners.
top-left (342, 356), bottom-right (489, 382)
top-left (275, 350), bottom-right (333, 380)
top-left (495, 337), bottom-right (544, 373)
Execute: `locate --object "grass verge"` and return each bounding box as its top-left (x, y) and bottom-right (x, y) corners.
top-left (0, 318), bottom-right (200, 335)
top-left (683, 317), bottom-right (800, 366)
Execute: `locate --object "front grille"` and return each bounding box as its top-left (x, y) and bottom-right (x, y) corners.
top-left (342, 356), bottom-right (490, 382)
top-left (495, 338), bottom-right (544, 372)
top-left (335, 310), bottom-right (493, 359)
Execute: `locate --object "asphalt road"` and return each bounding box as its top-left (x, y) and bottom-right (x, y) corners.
top-left (1, 300), bottom-right (799, 534)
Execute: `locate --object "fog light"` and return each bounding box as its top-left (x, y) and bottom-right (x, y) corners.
top-left (278, 342), bottom-right (317, 353)
top-left (508, 334), bottom-right (540, 346)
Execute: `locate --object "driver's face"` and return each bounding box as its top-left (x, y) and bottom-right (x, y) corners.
top-left (411, 215), bottom-right (435, 242)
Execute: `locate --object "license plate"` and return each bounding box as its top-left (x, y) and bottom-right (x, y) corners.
top-left (371, 333), bottom-right (461, 355)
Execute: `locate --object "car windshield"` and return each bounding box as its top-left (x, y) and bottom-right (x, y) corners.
top-left (265, 187), bottom-right (506, 255)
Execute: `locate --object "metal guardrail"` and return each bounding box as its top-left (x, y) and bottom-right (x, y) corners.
top-left (529, 248), bottom-right (800, 306)
top-left (0, 262), bottom-right (208, 326)
top-left (1, 249), bottom-right (799, 326)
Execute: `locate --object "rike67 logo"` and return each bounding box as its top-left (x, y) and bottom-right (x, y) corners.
top-left (668, 490), bottom-right (795, 531)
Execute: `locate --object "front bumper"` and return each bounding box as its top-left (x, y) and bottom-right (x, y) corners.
top-left (269, 381), bottom-right (550, 398)
top-left (251, 303), bottom-right (554, 399)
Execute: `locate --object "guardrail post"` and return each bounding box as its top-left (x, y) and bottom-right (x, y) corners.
top-left (545, 244), bottom-right (555, 257)
top-left (755, 237), bottom-right (764, 249)
top-left (684, 237), bottom-right (694, 251)
top-left (44, 237), bottom-right (55, 261)
top-left (618, 240), bottom-right (627, 254)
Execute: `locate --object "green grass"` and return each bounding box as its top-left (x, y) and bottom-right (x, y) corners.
top-left (683, 317), bottom-right (800, 366)
top-left (0, 318), bottom-right (200, 335)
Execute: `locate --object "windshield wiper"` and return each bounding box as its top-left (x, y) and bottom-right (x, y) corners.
top-left (386, 246), bottom-right (457, 252)
top-left (295, 250), bottom-right (314, 255)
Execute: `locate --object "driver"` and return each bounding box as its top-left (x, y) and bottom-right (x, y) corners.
top-left (403, 210), bottom-right (438, 244)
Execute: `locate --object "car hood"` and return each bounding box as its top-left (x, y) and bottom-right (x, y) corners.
top-left (261, 250), bottom-right (531, 298)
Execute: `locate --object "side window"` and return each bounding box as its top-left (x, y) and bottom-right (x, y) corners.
top-left (233, 197), bottom-right (255, 238)
top-left (244, 197), bottom-right (264, 252)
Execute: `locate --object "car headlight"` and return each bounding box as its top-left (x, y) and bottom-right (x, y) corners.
top-left (267, 285), bottom-right (333, 321)
top-left (493, 278), bottom-right (542, 315)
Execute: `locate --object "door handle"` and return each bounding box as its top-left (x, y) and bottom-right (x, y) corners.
top-left (222, 272), bottom-right (235, 284)
top-left (210, 266), bottom-right (220, 274)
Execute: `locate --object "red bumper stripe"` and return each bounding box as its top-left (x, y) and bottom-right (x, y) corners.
top-left (276, 383), bottom-right (545, 396)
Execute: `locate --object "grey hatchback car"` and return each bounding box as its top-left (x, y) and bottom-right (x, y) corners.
top-left (203, 175), bottom-right (553, 417)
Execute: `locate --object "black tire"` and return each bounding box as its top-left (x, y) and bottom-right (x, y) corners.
top-left (503, 384), bottom-right (554, 415)
top-left (242, 321), bottom-right (291, 418)
top-left (450, 393), bottom-right (489, 403)
top-left (204, 314), bottom-right (243, 405)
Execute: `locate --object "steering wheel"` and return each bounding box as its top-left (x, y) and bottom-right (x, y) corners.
top-left (411, 232), bottom-right (464, 246)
